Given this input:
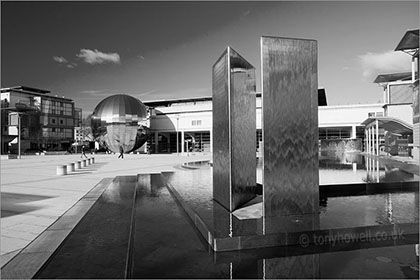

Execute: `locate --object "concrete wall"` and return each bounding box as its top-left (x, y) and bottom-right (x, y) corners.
top-left (318, 104), bottom-right (384, 127)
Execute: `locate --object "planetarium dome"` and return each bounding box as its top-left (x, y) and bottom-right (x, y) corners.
top-left (91, 94), bottom-right (150, 153)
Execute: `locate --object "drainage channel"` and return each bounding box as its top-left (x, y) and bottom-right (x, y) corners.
top-left (34, 176), bottom-right (137, 279)
top-left (34, 174), bottom-right (224, 279)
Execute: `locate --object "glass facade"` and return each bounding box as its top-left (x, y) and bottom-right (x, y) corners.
top-left (41, 100), bottom-right (73, 116)
top-left (0, 87), bottom-right (81, 154)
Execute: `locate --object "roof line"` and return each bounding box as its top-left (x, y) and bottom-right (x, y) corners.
top-left (361, 116), bottom-right (413, 130)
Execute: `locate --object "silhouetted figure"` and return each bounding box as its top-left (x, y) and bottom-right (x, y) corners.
top-left (81, 145), bottom-right (88, 158)
top-left (118, 146), bottom-right (124, 159)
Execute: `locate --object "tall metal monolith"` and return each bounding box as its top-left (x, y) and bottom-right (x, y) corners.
top-left (261, 36), bottom-right (319, 233)
top-left (212, 47), bottom-right (257, 212)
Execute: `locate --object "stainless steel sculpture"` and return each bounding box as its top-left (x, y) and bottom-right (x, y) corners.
top-left (91, 94), bottom-right (150, 153)
top-left (261, 36), bottom-right (319, 233)
top-left (212, 47), bottom-right (257, 212)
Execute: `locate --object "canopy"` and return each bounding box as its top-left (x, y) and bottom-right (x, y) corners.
top-left (395, 29), bottom-right (419, 52)
top-left (362, 116), bottom-right (413, 135)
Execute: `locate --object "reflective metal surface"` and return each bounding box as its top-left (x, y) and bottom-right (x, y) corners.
top-left (91, 94), bottom-right (149, 153)
top-left (212, 47), bottom-right (257, 211)
top-left (261, 36), bottom-right (319, 232)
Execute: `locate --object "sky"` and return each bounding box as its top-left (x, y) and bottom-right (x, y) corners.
top-left (1, 1), bottom-right (418, 117)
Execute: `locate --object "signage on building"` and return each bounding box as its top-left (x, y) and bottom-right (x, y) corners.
top-left (9, 112), bottom-right (19, 126)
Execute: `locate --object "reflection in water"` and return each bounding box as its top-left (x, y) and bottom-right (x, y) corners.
top-left (364, 156), bottom-right (416, 183)
top-left (164, 154), bottom-right (419, 278)
top-left (318, 192), bottom-right (418, 228)
top-left (169, 154), bottom-right (419, 232)
top-left (263, 255), bottom-right (320, 279)
top-left (318, 153), bottom-right (416, 185)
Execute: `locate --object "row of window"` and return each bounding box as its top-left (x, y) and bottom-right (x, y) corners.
top-left (42, 128), bottom-right (73, 138)
top-left (42, 100), bottom-right (73, 116)
top-left (368, 112), bottom-right (384, 117)
top-left (40, 116), bottom-right (74, 126)
top-left (191, 120), bottom-right (202, 126)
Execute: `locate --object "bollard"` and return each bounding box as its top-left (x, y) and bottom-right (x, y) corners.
top-left (67, 163), bottom-right (75, 173)
top-left (56, 165), bottom-right (67, 176)
top-left (75, 161), bottom-right (82, 169)
top-left (87, 158), bottom-right (91, 165)
top-left (82, 159), bottom-right (87, 167)
top-left (91, 157), bottom-right (95, 164)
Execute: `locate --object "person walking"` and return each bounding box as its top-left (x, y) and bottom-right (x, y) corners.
top-left (81, 145), bottom-right (88, 158)
top-left (118, 146), bottom-right (124, 159)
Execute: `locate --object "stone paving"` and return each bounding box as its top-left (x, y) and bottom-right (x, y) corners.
top-left (0, 152), bottom-right (211, 268)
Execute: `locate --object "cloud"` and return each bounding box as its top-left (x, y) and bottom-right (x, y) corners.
top-left (53, 56), bottom-right (78, 68)
top-left (53, 56), bottom-right (68, 63)
top-left (80, 89), bottom-right (115, 97)
top-left (242, 10), bottom-right (251, 17)
top-left (77, 49), bottom-right (121, 65)
top-left (137, 90), bottom-right (156, 97)
top-left (80, 89), bottom-right (106, 95)
top-left (358, 50), bottom-right (412, 78)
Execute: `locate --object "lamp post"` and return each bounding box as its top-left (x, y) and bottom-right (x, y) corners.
top-left (18, 113), bottom-right (22, 159)
top-left (176, 114), bottom-right (179, 156)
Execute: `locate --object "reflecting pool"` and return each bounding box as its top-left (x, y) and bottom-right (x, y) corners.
top-left (35, 154), bottom-right (419, 279)
top-left (162, 153), bottom-right (419, 278)
top-left (167, 154), bottom-right (419, 228)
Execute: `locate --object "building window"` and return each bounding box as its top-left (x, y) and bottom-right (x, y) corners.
top-left (192, 120), bottom-right (202, 126)
top-left (256, 130), bottom-right (262, 151)
top-left (64, 103), bottom-right (73, 116)
top-left (368, 112), bottom-right (383, 117)
top-left (319, 127), bottom-right (352, 140)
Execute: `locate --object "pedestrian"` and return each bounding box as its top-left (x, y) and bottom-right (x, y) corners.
top-left (81, 145), bottom-right (88, 158)
top-left (118, 146), bottom-right (124, 159)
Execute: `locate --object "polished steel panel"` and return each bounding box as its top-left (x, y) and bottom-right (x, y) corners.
top-left (212, 47), bottom-right (257, 212)
top-left (261, 37), bottom-right (319, 230)
top-left (212, 49), bottom-right (231, 209)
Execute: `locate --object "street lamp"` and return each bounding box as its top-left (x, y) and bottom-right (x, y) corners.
top-left (176, 114), bottom-right (179, 156)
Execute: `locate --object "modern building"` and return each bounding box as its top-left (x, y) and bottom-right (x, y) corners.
top-left (394, 29), bottom-right (419, 161)
top-left (363, 29), bottom-right (418, 159)
top-left (0, 86), bottom-right (82, 154)
top-left (144, 91), bottom-right (385, 155)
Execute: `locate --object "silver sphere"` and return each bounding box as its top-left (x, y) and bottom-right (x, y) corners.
top-left (91, 94), bottom-right (150, 153)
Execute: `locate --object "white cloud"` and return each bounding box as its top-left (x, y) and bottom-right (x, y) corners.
top-left (53, 56), bottom-right (77, 68)
top-left (358, 50), bottom-right (411, 78)
top-left (77, 49), bottom-right (121, 65)
top-left (53, 56), bottom-right (68, 63)
top-left (137, 89), bottom-right (156, 97)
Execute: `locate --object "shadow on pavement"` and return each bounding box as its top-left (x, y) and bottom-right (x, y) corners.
top-left (1, 192), bottom-right (54, 218)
